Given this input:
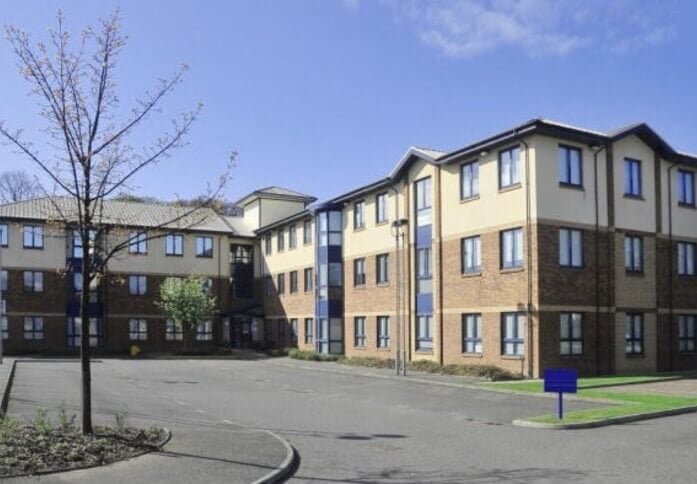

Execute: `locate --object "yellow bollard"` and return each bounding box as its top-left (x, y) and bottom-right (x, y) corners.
top-left (130, 345), bottom-right (141, 357)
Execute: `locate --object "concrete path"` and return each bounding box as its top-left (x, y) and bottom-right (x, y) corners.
top-left (603, 377), bottom-right (697, 397)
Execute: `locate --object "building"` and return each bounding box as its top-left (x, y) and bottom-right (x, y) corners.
top-left (1, 119), bottom-right (696, 376)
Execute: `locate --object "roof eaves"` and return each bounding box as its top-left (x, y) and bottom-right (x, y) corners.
top-left (255, 209), bottom-right (311, 235)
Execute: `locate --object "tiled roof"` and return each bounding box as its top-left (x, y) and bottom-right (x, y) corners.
top-left (0, 197), bottom-right (252, 235)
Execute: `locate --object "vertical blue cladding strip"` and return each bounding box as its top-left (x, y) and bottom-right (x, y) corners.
top-left (416, 225), bottom-right (432, 248)
top-left (416, 294), bottom-right (433, 314)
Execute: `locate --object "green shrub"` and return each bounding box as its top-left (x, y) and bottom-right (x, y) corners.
top-left (408, 360), bottom-right (519, 381)
top-left (338, 356), bottom-right (396, 369)
top-left (33, 408), bottom-right (52, 435)
top-left (288, 349), bottom-right (340, 362)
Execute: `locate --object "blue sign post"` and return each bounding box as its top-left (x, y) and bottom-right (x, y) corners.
top-left (543, 368), bottom-right (578, 420)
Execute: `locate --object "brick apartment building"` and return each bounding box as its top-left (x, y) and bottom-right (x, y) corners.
top-left (1, 118), bottom-right (696, 376)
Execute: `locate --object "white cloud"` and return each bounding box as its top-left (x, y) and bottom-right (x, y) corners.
top-left (381, 0), bottom-right (676, 58)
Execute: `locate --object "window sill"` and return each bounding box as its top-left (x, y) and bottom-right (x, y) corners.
top-left (353, 284), bottom-right (367, 290)
top-left (498, 183), bottom-right (522, 194)
top-left (377, 347), bottom-right (391, 352)
top-left (415, 349), bottom-right (433, 355)
top-left (461, 271), bottom-right (482, 278)
top-left (165, 254), bottom-right (184, 258)
top-left (500, 267), bottom-right (524, 274)
top-left (23, 246), bottom-right (45, 251)
top-left (558, 182), bottom-right (584, 191)
top-left (376, 282), bottom-right (390, 287)
top-left (678, 202), bottom-right (696, 210)
top-left (461, 352), bottom-right (483, 358)
top-left (560, 354), bottom-right (586, 359)
top-left (623, 194), bottom-right (644, 201)
top-left (678, 274), bottom-right (697, 279)
top-left (303, 242), bottom-right (312, 247)
top-left (375, 220), bottom-right (390, 227)
top-left (354, 227), bottom-right (366, 233)
top-left (460, 195), bottom-right (480, 204)
top-left (354, 346), bottom-right (367, 350)
top-left (501, 355), bottom-right (524, 360)
top-left (625, 271), bottom-right (645, 277)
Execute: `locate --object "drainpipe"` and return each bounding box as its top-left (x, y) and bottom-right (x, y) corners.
top-left (591, 144), bottom-right (607, 375)
top-left (436, 164), bottom-right (445, 367)
top-left (389, 183), bottom-right (402, 376)
top-left (515, 130), bottom-right (533, 378)
top-left (667, 162), bottom-right (678, 371)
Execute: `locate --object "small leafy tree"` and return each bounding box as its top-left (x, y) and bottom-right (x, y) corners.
top-left (158, 276), bottom-right (216, 341)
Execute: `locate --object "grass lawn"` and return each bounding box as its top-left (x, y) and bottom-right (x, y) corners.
top-left (480, 374), bottom-right (697, 425)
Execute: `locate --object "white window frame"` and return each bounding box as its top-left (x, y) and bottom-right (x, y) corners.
top-left (559, 228), bottom-right (583, 268)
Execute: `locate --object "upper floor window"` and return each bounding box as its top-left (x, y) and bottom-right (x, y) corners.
top-left (303, 220), bottom-right (312, 245)
top-left (624, 158), bottom-right (642, 197)
top-left (462, 313), bottom-right (482, 354)
top-left (376, 192), bottom-right (388, 224)
top-left (166, 234), bottom-right (183, 256)
top-left (23, 271), bottom-right (43, 293)
top-left (378, 316), bottom-right (390, 348)
top-left (277, 230), bottom-right (285, 252)
top-left (461, 235), bottom-right (481, 274)
top-left (354, 317), bottom-right (366, 347)
top-left (560, 313), bottom-right (583, 355)
top-left (460, 160), bottom-right (479, 199)
top-left (559, 228), bottom-right (583, 268)
top-left (23, 225), bottom-right (43, 249)
top-left (624, 235), bottom-right (643, 273)
top-left (501, 228), bottom-right (523, 269)
top-left (289, 271), bottom-right (298, 293)
top-left (679, 315), bottom-right (696, 352)
top-left (678, 169), bottom-right (695, 206)
top-left (416, 315), bottom-right (432, 350)
top-left (558, 145), bottom-right (582, 187)
top-left (414, 177), bottom-right (432, 226)
top-left (166, 319), bottom-right (184, 341)
top-left (264, 233), bottom-right (272, 255)
top-left (502, 312), bottom-right (525, 356)
top-left (129, 275), bottom-right (147, 296)
top-left (128, 232), bottom-right (147, 254)
top-left (0, 270), bottom-right (7, 291)
top-left (196, 236), bottom-right (213, 258)
top-left (354, 258), bottom-right (366, 286)
top-left (499, 146), bottom-right (520, 189)
top-left (289, 225), bottom-right (297, 249)
top-left (304, 267), bottom-right (313, 292)
top-left (625, 313), bottom-right (643, 355)
top-left (1, 316), bottom-right (7, 340)
top-left (277, 273), bottom-right (285, 295)
top-left (354, 200), bottom-right (365, 230)
top-left (73, 230), bottom-right (97, 258)
top-left (0, 223), bottom-right (7, 247)
top-left (376, 253), bottom-right (389, 284)
top-left (416, 247), bottom-right (432, 294)
top-left (678, 242), bottom-right (696, 276)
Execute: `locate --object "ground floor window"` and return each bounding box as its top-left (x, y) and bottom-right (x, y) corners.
top-left (501, 313), bottom-right (525, 356)
top-left (416, 315), bottom-right (432, 350)
top-left (560, 313), bottom-right (583, 355)
top-left (1, 316), bottom-right (8, 340)
top-left (304, 318), bottom-right (313, 344)
top-left (354, 317), bottom-right (366, 347)
top-left (129, 319), bottom-right (147, 341)
top-left (462, 313), bottom-right (482, 354)
top-left (67, 317), bottom-right (101, 347)
top-left (24, 316), bottom-right (44, 340)
top-left (196, 320), bottom-right (213, 341)
top-left (290, 319), bottom-right (298, 344)
top-left (165, 319), bottom-right (184, 341)
top-left (679, 315), bottom-right (696, 352)
top-left (625, 313), bottom-right (643, 355)
top-left (377, 316), bottom-right (390, 348)
top-left (278, 319), bottom-right (286, 344)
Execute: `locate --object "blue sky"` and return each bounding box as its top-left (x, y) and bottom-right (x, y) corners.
top-left (1, 0), bottom-right (695, 202)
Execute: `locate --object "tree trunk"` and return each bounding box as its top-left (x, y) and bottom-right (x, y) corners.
top-left (80, 229), bottom-right (93, 435)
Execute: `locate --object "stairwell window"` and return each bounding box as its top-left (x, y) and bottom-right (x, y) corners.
top-left (624, 235), bottom-right (643, 273)
top-left (559, 228), bottom-right (583, 268)
top-left (501, 228), bottom-right (523, 269)
top-left (378, 316), bottom-right (390, 348)
top-left (0, 223), bottom-right (7, 247)
top-left (416, 315), bottom-right (433, 350)
top-left (24, 316), bottom-right (43, 340)
top-left (462, 314), bottom-right (482, 354)
top-left (23, 225), bottom-right (44, 249)
top-left (624, 158), bottom-right (642, 197)
top-left (679, 315), bottom-right (696, 352)
top-left (67, 317), bottom-right (100, 347)
top-left (625, 313), bottom-right (643, 355)
top-left (461, 236), bottom-right (481, 274)
top-left (460, 160), bottom-right (479, 199)
top-left (354, 317), bottom-right (366, 347)
top-left (558, 145), bottom-right (582, 187)
top-left (678, 242), bottom-right (696, 276)
top-left (560, 313), bottom-right (583, 355)
top-left (499, 146), bottom-right (520, 189)
top-left (677, 170), bottom-right (695, 206)
top-left (502, 313), bottom-right (525, 356)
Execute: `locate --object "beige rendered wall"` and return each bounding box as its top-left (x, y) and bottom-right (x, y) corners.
top-left (261, 217), bottom-right (314, 277)
top-left (613, 135), bottom-right (657, 233)
top-left (259, 199), bottom-right (306, 228)
top-left (659, 159), bottom-right (697, 239)
top-left (0, 222), bottom-right (67, 270)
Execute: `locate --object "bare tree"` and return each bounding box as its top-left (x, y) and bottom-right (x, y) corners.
top-left (0, 10), bottom-right (232, 434)
top-left (0, 170), bottom-right (40, 202)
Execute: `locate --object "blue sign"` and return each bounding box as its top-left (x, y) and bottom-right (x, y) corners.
top-left (544, 368), bottom-right (578, 420)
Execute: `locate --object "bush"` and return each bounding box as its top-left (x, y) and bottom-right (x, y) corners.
top-left (409, 360), bottom-right (519, 381)
top-left (287, 349), bottom-right (340, 362)
top-left (338, 356), bottom-right (395, 369)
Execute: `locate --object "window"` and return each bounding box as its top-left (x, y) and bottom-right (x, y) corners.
top-left (201, 278), bottom-right (213, 296)
top-left (129, 275), bottom-right (147, 295)
top-left (129, 319), bottom-right (147, 341)
top-left (624, 235), bottom-right (643, 273)
top-left (502, 313), bottom-right (525, 356)
top-left (414, 177), bottom-right (432, 226)
top-left (277, 229), bottom-right (285, 252)
top-left (678, 242), bottom-right (696, 276)
top-left (23, 271), bottom-right (43, 293)
top-left (288, 318), bottom-right (297, 344)
top-left (128, 232), bottom-right (147, 254)
top-left (304, 268), bottom-right (313, 292)
top-left (303, 220), bottom-right (312, 245)
top-left (501, 228), bottom-right (523, 269)
top-left (559, 228), bottom-right (583, 268)
top-left (460, 160), bottom-right (479, 199)
top-left (499, 146), bottom-right (520, 188)
top-left (624, 158), bottom-right (642, 197)
top-left (72, 230), bottom-right (96, 258)
top-left (376, 192), bottom-right (388, 224)
top-left (165, 234), bottom-right (183, 256)
top-left (289, 225), bottom-right (297, 249)
top-left (1, 316), bottom-right (7, 340)
top-left (24, 316), bottom-right (44, 340)
top-left (558, 145), bottom-right (582, 186)
top-left (290, 271), bottom-right (298, 294)
top-left (23, 225), bottom-right (44, 249)
top-left (265, 233), bottom-right (272, 255)
top-left (416, 315), bottom-right (432, 350)
top-left (678, 315), bottom-right (696, 352)
top-left (461, 236), bottom-right (481, 274)
top-left (354, 258), bottom-right (366, 286)
top-left (304, 318), bottom-right (314, 344)
top-left (196, 320), bottom-right (213, 341)
top-left (67, 317), bottom-right (101, 347)
top-left (0, 223), bottom-right (7, 247)
top-left (354, 317), bottom-right (366, 347)
top-left (378, 316), bottom-right (390, 348)
top-left (416, 248), bottom-right (432, 294)
top-left (196, 236), bottom-right (213, 258)
top-left (354, 200), bottom-right (365, 230)
top-left (0, 270), bottom-right (7, 291)
top-left (277, 273), bottom-right (285, 295)
top-left (166, 319), bottom-right (184, 341)
top-left (264, 275), bottom-right (273, 296)
top-left (376, 254), bottom-right (389, 284)
top-left (678, 170), bottom-right (695, 206)
top-left (560, 313), bottom-right (583, 355)
top-left (278, 319), bottom-right (286, 344)
top-left (462, 314), bottom-right (482, 354)
top-left (625, 313), bottom-right (643, 355)
top-left (73, 272), bottom-right (83, 292)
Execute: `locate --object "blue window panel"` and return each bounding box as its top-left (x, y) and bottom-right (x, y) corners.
top-left (328, 303), bottom-right (343, 318)
top-left (416, 225), bottom-right (432, 248)
top-left (327, 245), bottom-right (343, 261)
top-left (416, 293), bottom-right (433, 314)
top-left (316, 300), bottom-right (329, 318)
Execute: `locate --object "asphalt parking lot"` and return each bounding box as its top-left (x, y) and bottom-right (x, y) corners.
top-left (6, 357), bottom-right (697, 483)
